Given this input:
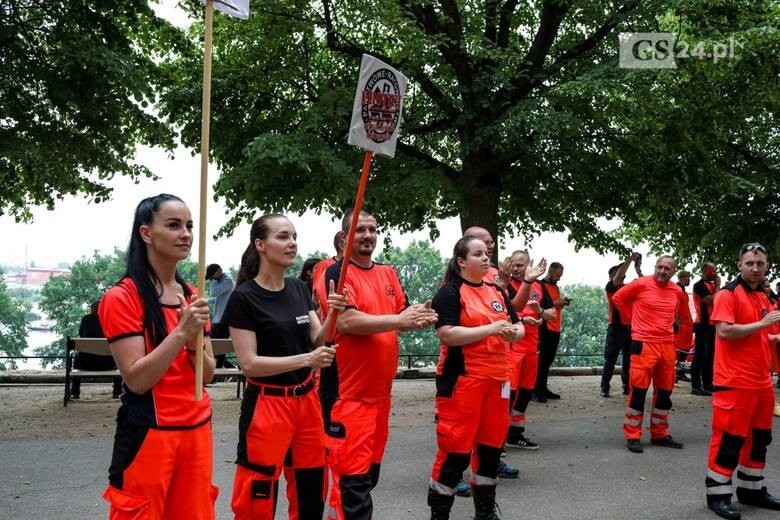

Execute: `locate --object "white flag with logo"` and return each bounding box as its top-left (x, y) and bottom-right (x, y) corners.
top-left (348, 54), bottom-right (408, 158)
top-left (203, 0), bottom-right (250, 19)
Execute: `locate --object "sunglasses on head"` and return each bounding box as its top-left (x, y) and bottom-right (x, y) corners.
top-left (740, 243), bottom-right (767, 255)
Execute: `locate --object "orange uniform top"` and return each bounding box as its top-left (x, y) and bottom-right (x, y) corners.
top-left (99, 278), bottom-right (212, 428)
top-left (540, 279), bottom-right (563, 333)
top-left (433, 276), bottom-right (518, 381)
top-left (482, 266), bottom-right (503, 286)
top-left (508, 277), bottom-right (542, 353)
top-left (312, 256), bottom-right (338, 312)
top-left (711, 277), bottom-right (777, 389)
top-left (611, 275), bottom-right (692, 347)
top-left (320, 260), bottom-right (408, 402)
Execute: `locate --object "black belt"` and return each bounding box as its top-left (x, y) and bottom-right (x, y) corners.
top-left (252, 378), bottom-right (315, 398)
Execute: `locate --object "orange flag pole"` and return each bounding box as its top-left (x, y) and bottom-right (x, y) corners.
top-left (194, 0), bottom-right (215, 400)
top-left (323, 150), bottom-right (374, 344)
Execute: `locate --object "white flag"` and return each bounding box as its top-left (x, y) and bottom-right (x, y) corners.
top-left (348, 54), bottom-right (408, 158)
top-left (205, 0), bottom-right (250, 19)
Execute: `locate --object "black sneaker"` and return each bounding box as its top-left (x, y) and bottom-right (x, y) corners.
top-left (600, 390), bottom-right (611, 398)
top-left (544, 390), bottom-right (561, 400)
top-left (506, 433), bottom-right (539, 450)
top-left (650, 436), bottom-right (684, 449)
top-left (533, 393), bottom-right (548, 403)
top-left (692, 387), bottom-right (713, 396)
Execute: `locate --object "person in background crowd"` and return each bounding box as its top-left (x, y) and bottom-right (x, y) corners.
top-left (675, 270), bottom-right (693, 384)
top-left (99, 194), bottom-right (217, 518)
top-left (613, 255), bottom-right (692, 454)
top-left (299, 257), bottom-right (321, 293)
top-left (206, 263), bottom-right (235, 369)
top-left (70, 298), bottom-right (122, 399)
top-left (535, 262), bottom-right (570, 402)
top-left (224, 214), bottom-right (344, 520)
top-left (705, 243), bottom-right (780, 520)
top-left (600, 252), bottom-right (642, 398)
top-left (691, 263), bottom-right (720, 396)
top-left (312, 231), bottom-right (346, 319)
top-left (427, 235), bottom-right (524, 520)
top-left (505, 250), bottom-right (547, 449)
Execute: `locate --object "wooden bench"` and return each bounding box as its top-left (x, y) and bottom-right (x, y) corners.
top-left (64, 336), bottom-right (244, 406)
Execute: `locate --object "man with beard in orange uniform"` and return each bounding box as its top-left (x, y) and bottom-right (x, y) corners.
top-left (320, 209), bottom-right (438, 520)
top-left (612, 255), bottom-right (693, 454)
top-left (505, 250), bottom-right (547, 450)
top-left (705, 243), bottom-right (780, 520)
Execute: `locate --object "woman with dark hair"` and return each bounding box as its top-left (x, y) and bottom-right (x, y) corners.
top-left (223, 213), bottom-right (344, 520)
top-left (98, 194), bottom-right (217, 519)
top-left (427, 235), bottom-right (524, 520)
top-left (298, 257), bottom-right (321, 293)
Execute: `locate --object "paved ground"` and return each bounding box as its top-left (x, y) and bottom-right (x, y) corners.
top-left (2, 376), bottom-right (780, 519)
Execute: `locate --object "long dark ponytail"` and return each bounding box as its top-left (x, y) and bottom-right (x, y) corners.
top-left (236, 214), bottom-right (287, 286)
top-left (124, 194), bottom-right (192, 347)
top-left (443, 235), bottom-right (483, 283)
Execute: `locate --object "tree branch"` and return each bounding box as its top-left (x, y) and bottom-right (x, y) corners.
top-left (497, 0), bottom-right (520, 48)
top-left (407, 118), bottom-right (453, 135)
top-left (396, 141), bottom-right (458, 182)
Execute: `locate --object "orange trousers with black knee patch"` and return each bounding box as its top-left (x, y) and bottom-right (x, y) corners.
top-left (103, 420), bottom-right (218, 520)
top-left (324, 397), bottom-right (391, 520)
top-left (231, 384), bottom-right (327, 520)
top-left (623, 341), bottom-right (676, 441)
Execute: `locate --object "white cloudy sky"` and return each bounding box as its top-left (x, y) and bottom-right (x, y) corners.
top-left (0, 1), bottom-right (651, 287)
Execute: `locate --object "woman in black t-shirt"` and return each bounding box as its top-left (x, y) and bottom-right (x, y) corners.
top-left (224, 213), bottom-right (343, 520)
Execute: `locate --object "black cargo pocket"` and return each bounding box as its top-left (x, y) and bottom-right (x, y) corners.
top-left (630, 340), bottom-right (643, 356)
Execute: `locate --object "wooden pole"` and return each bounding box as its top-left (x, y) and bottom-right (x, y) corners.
top-left (324, 151), bottom-right (374, 344)
top-left (195, 0), bottom-right (215, 400)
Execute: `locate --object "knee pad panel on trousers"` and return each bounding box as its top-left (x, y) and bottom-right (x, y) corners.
top-left (655, 389), bottom-right (673, 411)
top-left (339, 473), bottom-right (374, 520)
top-left (715, 432), bottom-right (746, 471)
top-left (437, 452), bottom-right (471, 489)
top-left (513, 388), bottom-right (534, 414)
top-left (751, 428), bottom-right (772, 463)
top-left (629, 387), bottom-right (648, 412)
top-left (369, 463), bottom-right (381, 490)
top-left (475, 444), bottom-right (502, 480)
top-left (293, 467), bottom-right (325, 520)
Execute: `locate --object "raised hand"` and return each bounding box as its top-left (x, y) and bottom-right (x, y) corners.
top-left (326, 279), bottom-right (347, 313)
top-left (524, 258), bottom-right (547, 282)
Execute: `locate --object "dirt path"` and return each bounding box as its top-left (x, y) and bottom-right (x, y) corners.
top-left (0, 376), bottom-right (719, 440)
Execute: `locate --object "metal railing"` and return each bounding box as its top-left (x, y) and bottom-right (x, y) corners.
top-left (398, 352), bottom-right (605, 369)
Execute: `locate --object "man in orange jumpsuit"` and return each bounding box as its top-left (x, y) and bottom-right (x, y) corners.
top-left (612, 255), bottom-right (692, 453)
top-left (320, 209), bottom-right (437, 520)
top-left (705, 243), bottom-right (780, 520)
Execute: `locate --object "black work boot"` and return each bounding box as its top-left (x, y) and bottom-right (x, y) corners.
top-left (707, 495), bottom-right (741, 520)
top-left (736, 486), bottom-right (780, 510)
top-left (428, 488), bottom-right (454, 520)
top-left (472, 485), bottom-right (500, 520)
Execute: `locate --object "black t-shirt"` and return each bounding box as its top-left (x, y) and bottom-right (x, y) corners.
top-left (223, 277), bottom-right (315, 385)
top-left (692, 279), bottom-right (714, 326)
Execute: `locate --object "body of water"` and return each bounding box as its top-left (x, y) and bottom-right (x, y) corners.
top-left (18, 330), bottom-right (61, 370)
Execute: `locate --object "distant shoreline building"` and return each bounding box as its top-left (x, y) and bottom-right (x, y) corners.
top-left (23, 267), bottom-right (70, 287)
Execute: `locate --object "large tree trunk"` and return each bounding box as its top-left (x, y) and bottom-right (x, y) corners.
top-left (458, 156), bottom-right (502, 265)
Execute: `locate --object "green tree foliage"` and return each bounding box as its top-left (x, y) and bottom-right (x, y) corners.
top-left (37, 249), bottom-right (199, 367)
top-left (159, 1), bottom-right (778, 271)
top-left (556, 284), bottom-right (607, 368)
top-left (0, 269), bottom-right (28, 369)
top-left (376, 240), bottom-right (446, 366)
top-left (0, 1), bottom-right (181, 220)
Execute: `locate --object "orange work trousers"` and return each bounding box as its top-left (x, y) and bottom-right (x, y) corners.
top-left (623, 340), bottom-right (676, 441)
top-left (324, 397), bottom-right (391, 520)
top-left (103, 419), bottom-right (217, 520)
top-left (706, 386), bottom-right (774, 500)
top-left (231, 380), bottom-right (327, 520)
top-left (508, 350), bottom-right (538, 432)
top-left (430, 376), bottom-right (509, 495)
